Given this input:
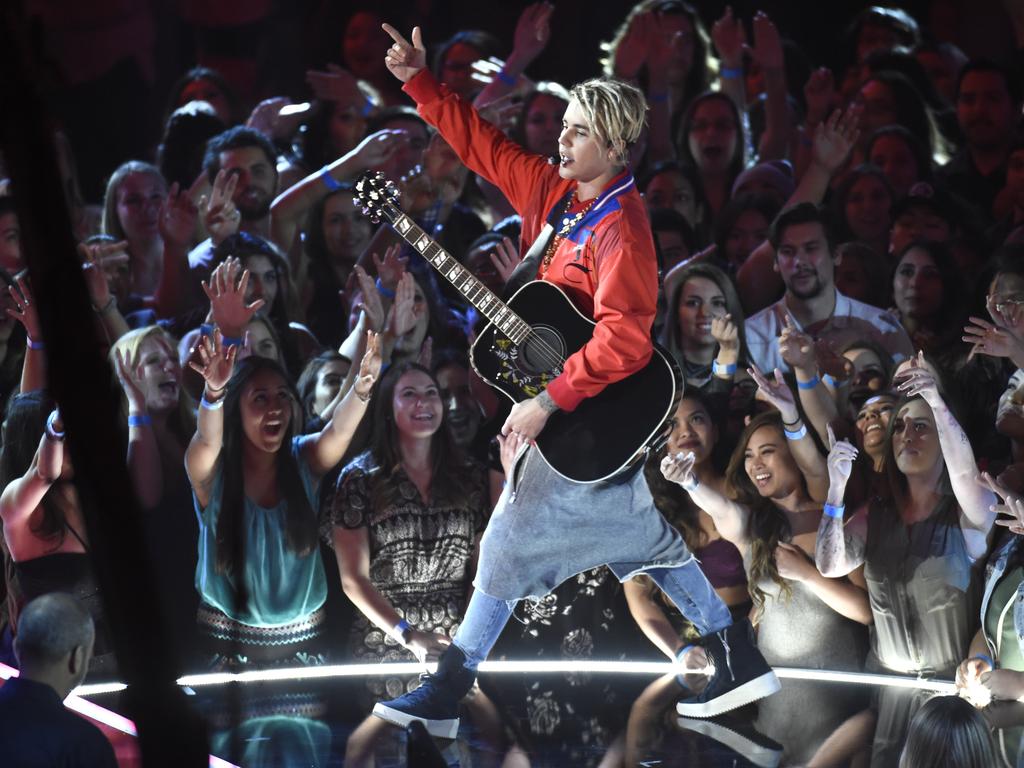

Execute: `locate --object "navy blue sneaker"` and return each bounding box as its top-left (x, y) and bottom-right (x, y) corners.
top-left (373, 645), bottom-right (475, 739)
top-left (676, 619), bottom-right (780, 718)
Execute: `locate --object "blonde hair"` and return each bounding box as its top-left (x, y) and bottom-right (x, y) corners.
top-left (101, 161), bottom-right (167, 241)
top-left (568, 78), bottom-right (648, 165)
top-left (110, 326), bottom-right (196, 439)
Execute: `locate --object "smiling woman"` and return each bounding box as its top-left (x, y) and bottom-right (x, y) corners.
top-left (327, 363), bottom-right (488, 705)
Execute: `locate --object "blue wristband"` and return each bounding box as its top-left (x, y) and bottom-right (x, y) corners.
top-left (712, 360), bottom-right (737, 376)
top-left (784, 424), bottom-right (808, 441)
top-left (972, 653), bottom-right (995, 669)
top-left (720, 66), bottom-right (743, 80)
top-left (26, 335), bottom-right (44, 351)
top-left (220, 335), bottom-right (243, 348)
top-left (676, 644), bottom-right (695, 662)
top-left (495, 69), bottom-right (517, 86)
top-left (797, 375), bottom-right (820, 390)
top-left (375, 277), bottom-right (396, 299)
top-left (320, 168), bottom-right (343, 192)
top-left (199, 323), bottom-right (215, 339)
top-left (200, 395), bottom-right (224, 411)
top-left (393, 618), bottom-right (413, 643)
top-left (128, 414), bottom-right (152, 428)
top-left (822, 373), bottom-right (838, 388)
top-left (823, 503), bottom-right (845, 519)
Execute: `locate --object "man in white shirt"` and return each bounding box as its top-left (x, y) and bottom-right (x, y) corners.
top-left (745, 203), bottom-right (913, 374)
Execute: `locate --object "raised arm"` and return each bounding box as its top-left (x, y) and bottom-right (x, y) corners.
top-left (815, 430), bottom-right (869, 577)
top-left (748, 364), bottom-right (829, 502)
top-left (0, 409), bottom-right (63, 531)
top-left (660, 451), bottom-right (750, 547)
top-left (184, 331), bottom-right (236, 509)
top-left (777, 310), bottom-right (841, 445)
top-left (304, 331), bottom-right (381, 476)
top-left (154, 179), bottom-right (201, 319)
top-left (78, 242), bottom-right (130, 346)
top-left (895, 352), bottom-right (995, 557)
top-left (270, 130), bottom-right (404, 252)
top-left (751, 13), bottom-right (790, 162)
top-left (472, 2), bottom-right (552, 108)
top-left (114, 347), bottom-right (161, 509)
top-left (6, 276), bottom-right (45, 393)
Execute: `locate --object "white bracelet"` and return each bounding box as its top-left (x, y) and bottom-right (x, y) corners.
top-left (200, 396), bottom-right (224, 411)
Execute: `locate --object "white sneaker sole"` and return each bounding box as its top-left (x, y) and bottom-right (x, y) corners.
top-left (676, 671), bottom-right (781, 719)
top-left (677, 717), bottom-right (782, 768)
top-left (372, 702), bottom-right (460, 739)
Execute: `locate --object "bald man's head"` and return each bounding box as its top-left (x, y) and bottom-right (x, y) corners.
top-left (15, 593), bottom-right (94, 668)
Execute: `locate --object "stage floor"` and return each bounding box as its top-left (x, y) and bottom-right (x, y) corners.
top-left (71, 662), bottom-right (1024, 767)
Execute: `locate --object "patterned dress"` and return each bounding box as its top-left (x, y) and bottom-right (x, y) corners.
top-left (327, 451), bottom-right (488, 700)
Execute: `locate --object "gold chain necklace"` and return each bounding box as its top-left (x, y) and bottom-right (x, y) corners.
top-left (540, 193), bottom-right (598, 278)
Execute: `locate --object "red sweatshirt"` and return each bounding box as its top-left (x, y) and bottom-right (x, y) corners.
top-left (403, 70), bottom-right (657, 412)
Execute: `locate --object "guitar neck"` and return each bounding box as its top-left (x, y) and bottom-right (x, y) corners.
top-left (381, 202), bottom-right (531, 344)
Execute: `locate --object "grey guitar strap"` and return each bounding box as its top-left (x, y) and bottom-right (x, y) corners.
top-left (502, 222), bottom-right (554, 299)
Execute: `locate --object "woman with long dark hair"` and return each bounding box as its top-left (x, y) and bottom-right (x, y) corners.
top-left (185, 260), bottom-right (380, 669)
top-left (0, 393), bottom-right (115, 678)
top-left (629, 394), bottom-right (750, 659)
top-left (328, 362), bottom-right (489, 700)
top-left (817, 353), bottom-right (996, 677)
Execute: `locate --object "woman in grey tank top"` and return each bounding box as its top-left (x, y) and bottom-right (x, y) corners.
top-left (816, 354), bottom-right (996, 678)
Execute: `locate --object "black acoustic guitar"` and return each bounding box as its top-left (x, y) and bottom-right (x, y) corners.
top-left (355, 172), bottom-right (682, 483)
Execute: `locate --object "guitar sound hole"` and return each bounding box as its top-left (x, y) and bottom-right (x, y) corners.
top-left (517, 326), bottom-right (565, 376)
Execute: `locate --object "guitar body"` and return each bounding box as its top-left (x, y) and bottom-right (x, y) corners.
top-left (471, 280), bottom-right (682, 483)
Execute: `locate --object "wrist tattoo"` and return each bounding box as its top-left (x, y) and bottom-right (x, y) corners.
top-left (536, 390), bottom-right (559, 414)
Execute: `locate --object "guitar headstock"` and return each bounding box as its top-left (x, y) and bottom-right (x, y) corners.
top-left (353, 171), bottom-right (401, 224)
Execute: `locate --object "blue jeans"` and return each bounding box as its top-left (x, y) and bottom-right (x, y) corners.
top-left (453, 560), bottom-right (731, 671)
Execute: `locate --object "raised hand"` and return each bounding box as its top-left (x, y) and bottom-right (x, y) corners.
top-left (382, 24), bottom-right (427, 83)
top-left (803, 67), bottom-right (836, 128)
top-left (306, 64), bottom-right (363, 104)
top-left (389, 272), bottom-right (423, 337)
top-left (812, 104), bottom-right (862, 174)
top-left (711, 313), bottom-right (740, 360)
top-left (614, 10), bottom-right (656, 79)
top-left (6, 275), bottom-right (42, 342)
top-left (660, 449), bottom-right (697, 489)
top-left (510, 2), bottom-right (554, 68)
top-left (246, 97), bottom-right (303, 141)
top-left (963, 315), bottom-right (1024, 360)
top-left (159, 179), bottom-right (201, 249)
top-left (77, 241), bottom-right (128, 310)
top-left (826, 425), bottom-right (858, 488)
top-left (201, 257), bottom-right (265, 337)
top-left (371, 243), bottom-right (407, 293)
top-left (981, 471), bottom-right (1024, 536)
top-left (711, 5), bottom-right (747, 68)
top-left (748, 364), bottom-right (798, 420)
top-left (354, 331), bottom-right (382, 401)
top-left (893, 351), bottom-right (941, 408)
top-left (114, 347), bottom-right (147, 412)
top-left (750, 11), bottom-right (783, 71)
top-left (488, 236), bottom-right (522, 284)
top-left (349, 129), bottom-right (407, 173)
top-left (777, 310), bottom-right (816, 372)
top-left (200, 169), bottom-right (240, 245)
top-left (406, 629), bottom-right (451, 664)
top-left (352, 264), bottom-right (385, 332)
top-left (188, 330), bottom-right (237, 394)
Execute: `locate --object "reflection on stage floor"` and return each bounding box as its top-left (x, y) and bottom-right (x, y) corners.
top-left (73, 662), bottom-right (1024, 767)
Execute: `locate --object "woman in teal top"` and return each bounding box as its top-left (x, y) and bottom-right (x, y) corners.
top-left (186, 258), bottom-right (380, 669)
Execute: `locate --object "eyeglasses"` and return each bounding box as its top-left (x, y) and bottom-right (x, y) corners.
top-left (988, 294), bottom-right (1024, 315)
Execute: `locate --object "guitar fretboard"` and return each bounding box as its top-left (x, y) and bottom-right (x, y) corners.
top-left (383, 203), bottom-right (531, 345)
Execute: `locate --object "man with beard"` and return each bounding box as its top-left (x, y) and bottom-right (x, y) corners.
top-left (184, 127), bottom-right (280, 311)
top-left (745, 203), bottom-right (912, 374)
top-left (938, 60), bottom-right (1021, 225)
